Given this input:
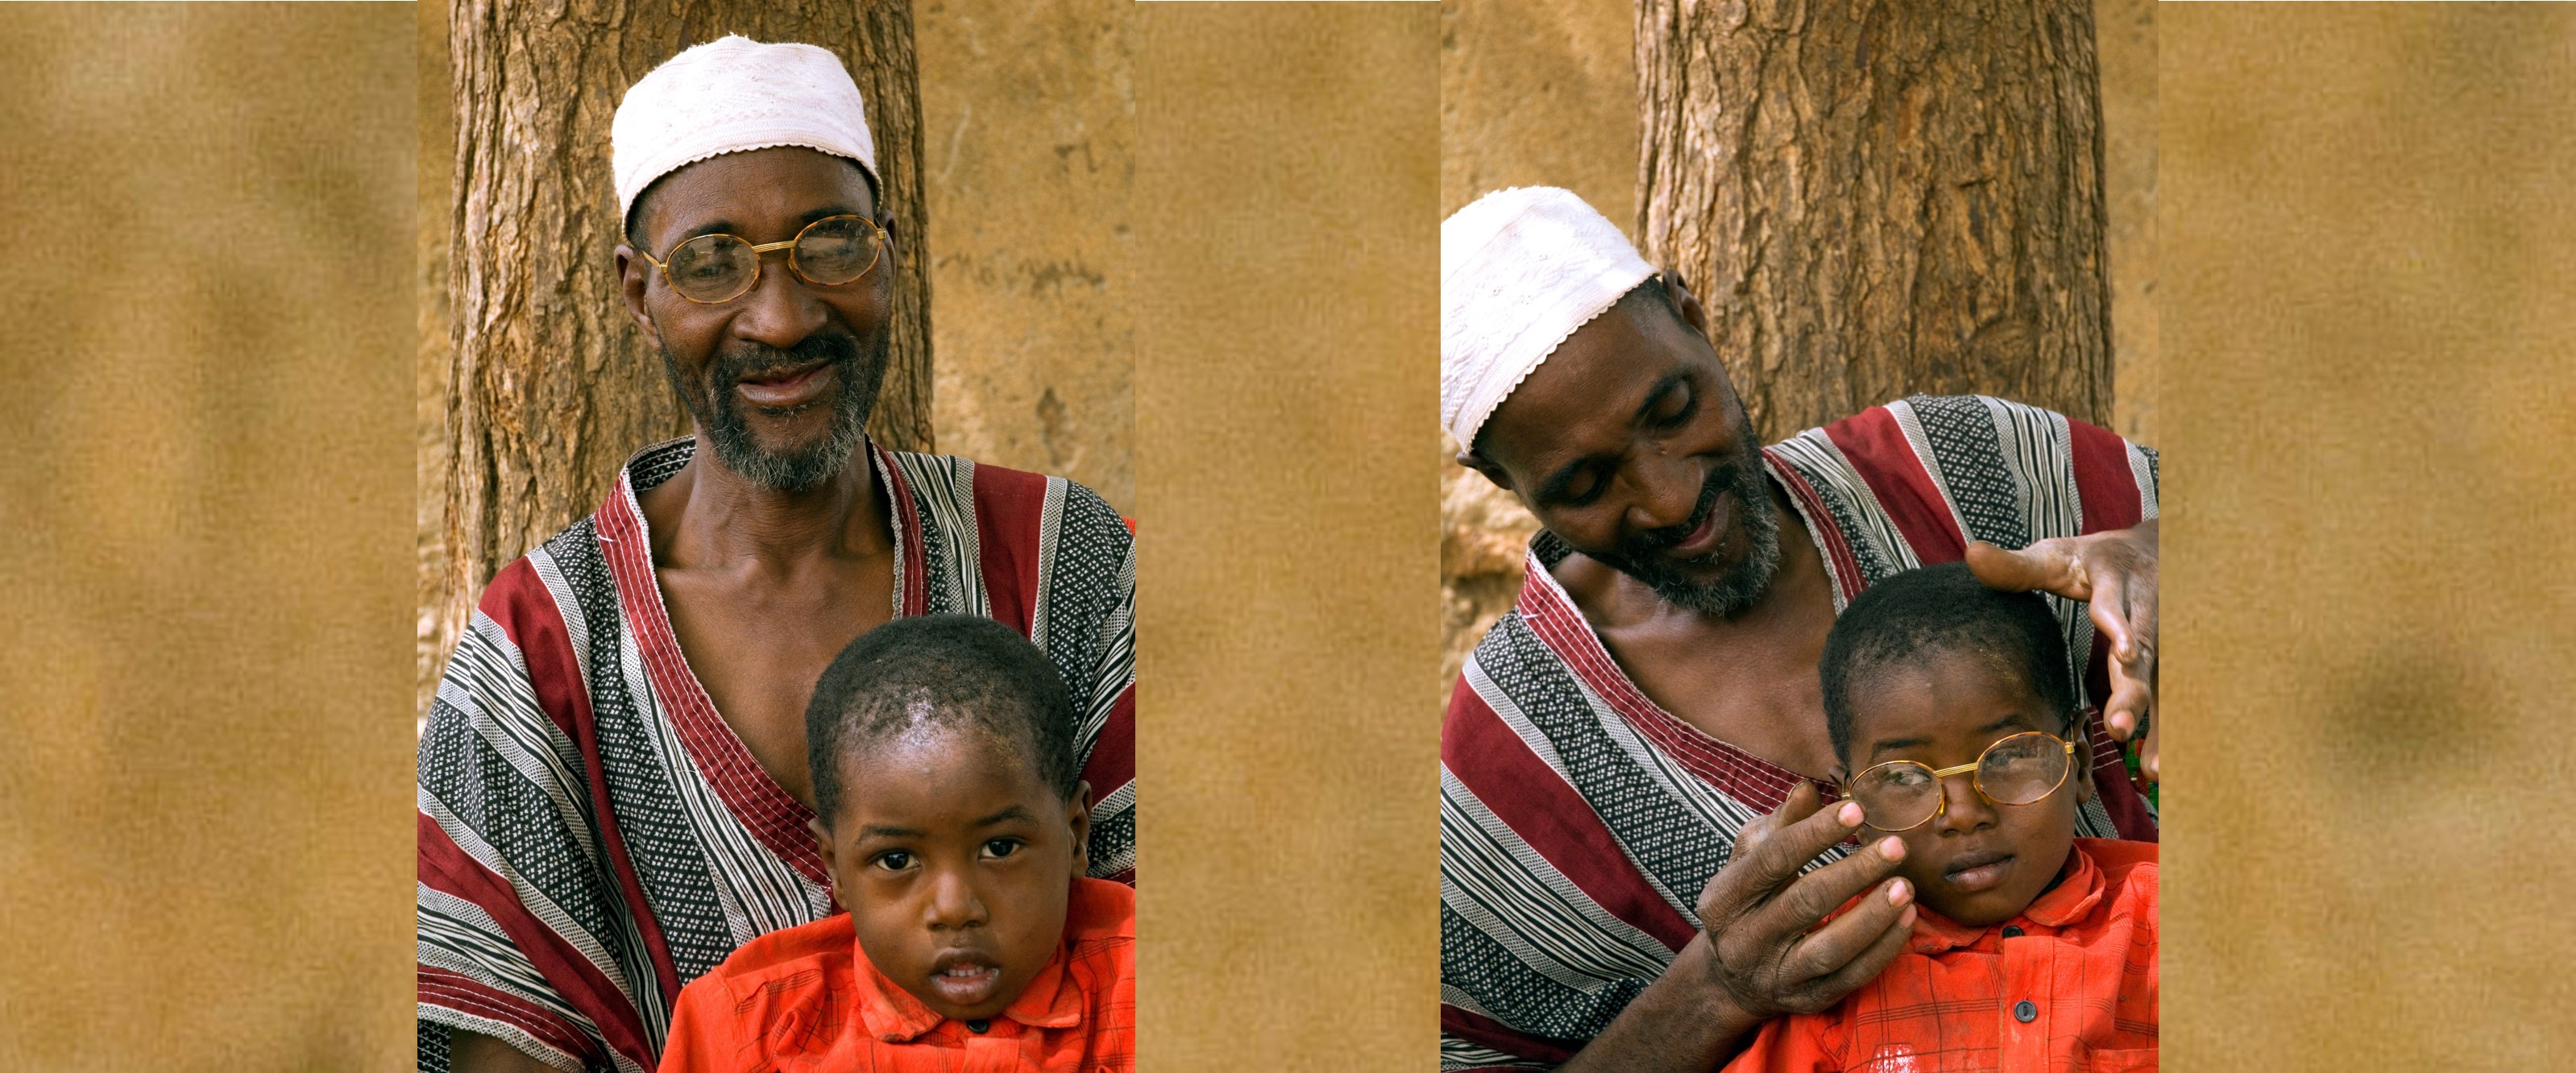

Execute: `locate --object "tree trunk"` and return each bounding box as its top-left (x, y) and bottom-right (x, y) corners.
top-left (423, 0), bottom-right (934, 715)
top-left (1636, 0), bottom-right (2113, 442)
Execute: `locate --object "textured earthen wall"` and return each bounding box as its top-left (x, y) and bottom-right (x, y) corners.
top-left (917, 0), bottom-right (1136, 516)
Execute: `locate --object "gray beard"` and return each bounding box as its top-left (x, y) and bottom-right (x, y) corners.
top-left (661, 329), bottom-right (886, 492)
top-left (1590, 454), bottom-right (1785, 619)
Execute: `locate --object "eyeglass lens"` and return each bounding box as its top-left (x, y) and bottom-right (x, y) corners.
top-left (1847, 731), bottom-right (2069, 831)
top-left (662, 217), bottom-right (880, 303)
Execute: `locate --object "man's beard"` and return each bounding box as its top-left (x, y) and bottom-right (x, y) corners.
top-left (1589, 449), bottom-right (1784, 618)
top-left (662, 328), bottom-right (886, 492)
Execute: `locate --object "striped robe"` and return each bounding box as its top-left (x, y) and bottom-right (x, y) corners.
top-left (1440, 396), bottom-right (2159, 1071)
top-left (417, 439), bottom-right (1136, 1073)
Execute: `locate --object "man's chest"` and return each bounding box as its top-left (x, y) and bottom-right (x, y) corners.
top-left (657, 567), bottom-right (895, 809)
top-left (1600, 618), bottom-right (1840, 781)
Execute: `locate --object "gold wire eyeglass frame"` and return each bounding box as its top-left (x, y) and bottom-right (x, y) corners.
top-left (635, 213), bottom-right (886, 304)
top-left (1843, 730), bottom-right (2078, 833)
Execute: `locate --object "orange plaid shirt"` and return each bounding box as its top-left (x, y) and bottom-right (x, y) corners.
top-left (657, 878), bottom-right (1135, 1073)
top-left (1725, 839), bottom-right (2157, 1073)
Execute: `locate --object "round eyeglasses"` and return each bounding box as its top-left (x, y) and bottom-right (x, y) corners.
top-left (1841, 731), bottom-right (2076, 833)
top-left (637, 214), bottom-right (886, 304)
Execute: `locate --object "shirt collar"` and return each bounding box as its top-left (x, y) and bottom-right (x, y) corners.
top-left (1903, 840), bottom-right (2107, 955)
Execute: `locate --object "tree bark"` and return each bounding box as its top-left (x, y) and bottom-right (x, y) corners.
top-left (424, 0), bottom-right (933, 714)
top-left (1636, 0), bottom-right (2113, 442)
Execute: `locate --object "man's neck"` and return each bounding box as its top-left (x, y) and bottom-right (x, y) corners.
top-left (640, 431), bottom-right (896, 576)
top-left (1551, 474), bottom-right (1844, 778)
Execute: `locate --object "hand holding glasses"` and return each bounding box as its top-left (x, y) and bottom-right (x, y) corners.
top-left (637, 214), bottom-right (886, 304)
top-left (1841, 731), bottom-right (2077, 832)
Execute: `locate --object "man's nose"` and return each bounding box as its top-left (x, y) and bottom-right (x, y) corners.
top-left (1624, 453), bottom-right (1702, 534)
top-left (731, 254), bottom-right (830, 349)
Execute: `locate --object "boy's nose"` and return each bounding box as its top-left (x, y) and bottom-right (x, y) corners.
top-left (924, 870), bottom-right (988, 930)
top-left (1934, 774), bottom-right (1996, 833)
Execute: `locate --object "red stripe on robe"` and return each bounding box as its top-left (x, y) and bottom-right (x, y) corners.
top-left (474, 557), bottom-right (687, 1007)
top-left (1444, 679), bottom-right (1699, 951)
top-left (419, 814), bottom-right (655, 1070)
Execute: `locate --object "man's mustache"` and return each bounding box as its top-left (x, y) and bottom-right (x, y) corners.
top-left (711, 331), bottom-right (859, 390)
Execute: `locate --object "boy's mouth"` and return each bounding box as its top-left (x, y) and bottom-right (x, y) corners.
top-left (927, 950), bottom-right (1004, 1007)
top-left (1941, 848), bottom-right (2015, 893)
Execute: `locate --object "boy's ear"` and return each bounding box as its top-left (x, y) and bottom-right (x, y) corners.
top-left (807, 816), bottom-right (838, 876)
top-left (1066, 780), bottom-right (1093, 876)
top-left (2069, 719), bottom-right (2097, 806)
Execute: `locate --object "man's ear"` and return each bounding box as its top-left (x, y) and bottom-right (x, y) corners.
top-left (1066, 780), bottom-right (1093, 875)
top-left (1457, 449), bottom-right (1516, 496)
top-left (615, 245), bottom-right (663, 348)
top-left (1661, 268), bottom-right (1710, 338)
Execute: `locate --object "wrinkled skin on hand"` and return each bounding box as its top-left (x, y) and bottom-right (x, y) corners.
top-left (1695, 784), bottom-right (1919, 1020)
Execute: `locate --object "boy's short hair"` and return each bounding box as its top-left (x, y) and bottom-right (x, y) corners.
top-left (1819, 562), bottom-right (2077, 763)
top-left (804, 615), bottom-right (1081, 822)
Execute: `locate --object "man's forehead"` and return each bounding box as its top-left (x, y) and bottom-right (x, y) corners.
top-left (641, 146), bottom-right (875, 240)
top-left (1481, 300), bottom-right (1688, 464)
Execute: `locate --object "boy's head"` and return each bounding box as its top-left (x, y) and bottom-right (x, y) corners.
top-left (803, 615), bottom-right (1089, 1021)
top-left (1819, 563), bottom-right (2093, 927)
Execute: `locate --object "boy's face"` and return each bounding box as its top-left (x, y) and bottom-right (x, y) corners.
top-left (809, 726), bottom-right (1089, 1021)
top-left (1835, 648), bottom-right (2092, 928)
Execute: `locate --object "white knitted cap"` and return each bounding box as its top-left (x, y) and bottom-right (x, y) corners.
top-left (1441, 187), bottom-right (1655, 450)
top-left (612, 35), bottom-right (878, 224)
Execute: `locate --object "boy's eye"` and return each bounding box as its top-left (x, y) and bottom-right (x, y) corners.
top-left (981, 838), bottom-right (1023, 860)
top-left (871, 851), bottom-right (915, 872)
top-left (1877, 766), bottom-right (1933, 789)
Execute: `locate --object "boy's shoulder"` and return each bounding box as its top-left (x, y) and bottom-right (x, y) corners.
top-left (693, 910), bottom-right (861, 997)
top-left (1067, 876), bottom-right (1137, 942)
top-left (2076, 837), bottom-right (2158, 897)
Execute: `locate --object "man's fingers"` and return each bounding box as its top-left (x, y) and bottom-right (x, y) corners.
top-left (2101, 670), bottom-right (2152, 744)
top-left (1789, 904), bottom-right (1918, 1013)
top-left (2087, 567), bottom-right (2134, 662)
top-left (1736, 835), bottom-right (1908, 950)
top-left (1699, 787), bottom-right (1865, 934)
top-left (1732, 781), bottom-right (1820, 862)
top-left (1782, 876), bottom-right (1914, 983)
top-left (2139, 717), bottom-right (2160, 785)
top-left (1965, 539), bottom-right (2089, 600)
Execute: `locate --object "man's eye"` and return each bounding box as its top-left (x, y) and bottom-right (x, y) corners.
top-left (1655, 387), bottom-right (1697, 428)
top-left (982, 839), bottom-right (1023, 860)
top-left (872, 851), bottom-right (915, 872)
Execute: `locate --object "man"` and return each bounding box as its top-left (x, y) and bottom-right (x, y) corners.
top-left (416, 38), bottom-right (1135, 1073)
top-left (1437, 187), bottom-right (2159, 1071)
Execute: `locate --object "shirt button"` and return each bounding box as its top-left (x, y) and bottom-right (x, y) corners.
top-left (2014, 1000), bottom-right (2037, 1023)
top-left (2001, 926), bottom-right (2024, 938)
top-left (967, 1019), bottom-right (990, 1034)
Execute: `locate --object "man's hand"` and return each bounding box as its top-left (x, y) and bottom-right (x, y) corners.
top-left (1694, 783), bottom-right (1918, 1020)
top-left (1964, 520), bottom-right (2159, 783)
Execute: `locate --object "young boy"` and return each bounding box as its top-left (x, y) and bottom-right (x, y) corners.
top-left (1726, 563), bottom-right (2157, 1072)
top-left (657, 615), bottom-right (1134, 1072)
